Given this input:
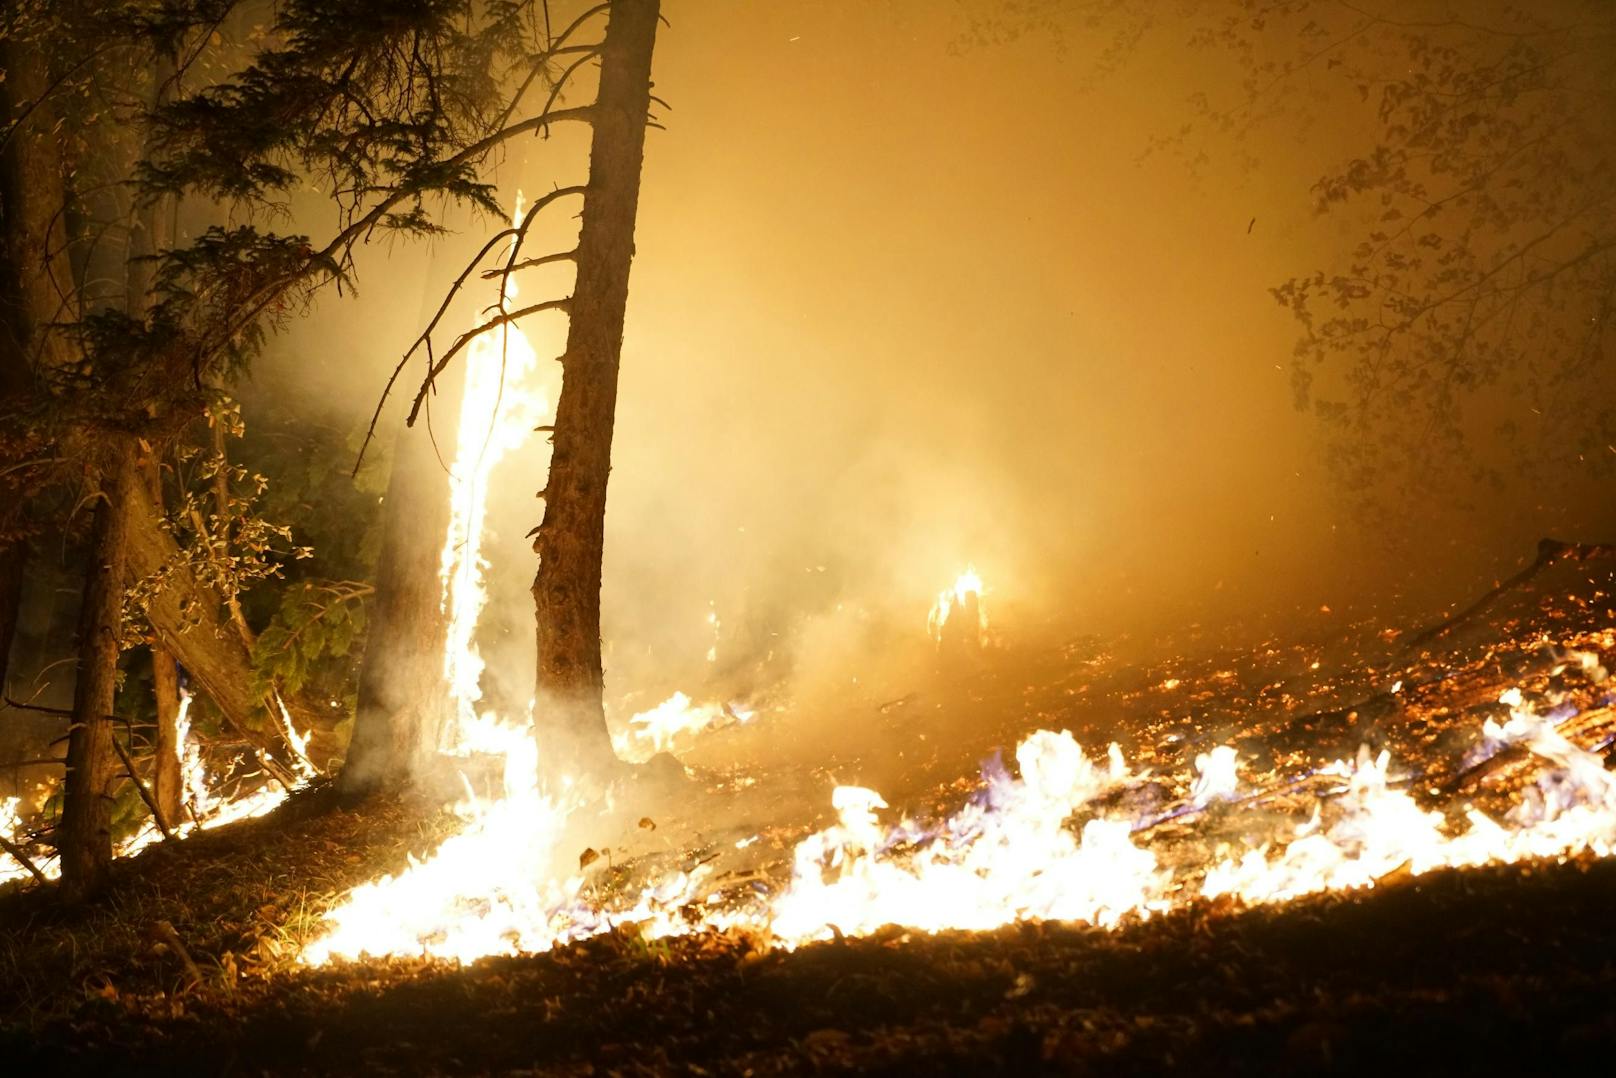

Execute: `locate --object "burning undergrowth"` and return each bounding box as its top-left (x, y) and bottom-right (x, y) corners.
top-left (287, 627), bottom-right (1616, 968)
top-left (3, 582), bottom-right (1616, 1072)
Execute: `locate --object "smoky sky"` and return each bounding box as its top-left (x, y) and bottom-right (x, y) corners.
top-left (255, 0), bottom-right (1616, 707)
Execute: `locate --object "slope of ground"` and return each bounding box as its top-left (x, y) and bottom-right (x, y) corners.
top-left (2, 553), bottom-right (1613, 1073)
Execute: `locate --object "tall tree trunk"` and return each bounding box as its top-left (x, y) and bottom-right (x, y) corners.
top-left (148, 643), bottom-right (184, 828)
top-left (0, 34), bottom-right (73, 695)
top-left (340, 420), bottom-right (452, 798)
top-left (59, 446), bottom-right (137, 902)
top-left (140, 461), bottom-right (184, 828)
top-left (532, 0), bottom-right (660, 783)
top-left (0, 544), bottom-right (24, 695)
top-left (127, 66), bottom-right (186, 829)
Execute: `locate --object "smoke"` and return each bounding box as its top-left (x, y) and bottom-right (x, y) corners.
top-left (238, 0), bottom-right (1616, 751)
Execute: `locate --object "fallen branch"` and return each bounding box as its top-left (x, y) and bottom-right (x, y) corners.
top-left (0, 831), bottom-right (50, 886)
top-left (1439, 704), bottom-right (1616, 800)
top-left (110, 735), bottom-right (176, 840)
top-left (1407, 538), bottom-right (1616, 649)
top-left (152, 919), bottom-right (204, 987)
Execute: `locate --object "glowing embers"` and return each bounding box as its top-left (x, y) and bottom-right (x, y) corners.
top-left (928, 566), bottom-right (987, 651)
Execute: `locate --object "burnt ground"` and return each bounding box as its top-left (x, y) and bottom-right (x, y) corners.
top-left (2, 554), bottom-right (1615, 1075)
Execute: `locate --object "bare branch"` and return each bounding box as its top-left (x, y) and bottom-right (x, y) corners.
top-left (353, 185), bottom-right (586, 473)
top-left (405, 298), bottom-right (573, 426)
top-left (481, 249), bottom-right (578, 278)
top-left (110, 734), bottom-right (176, 841)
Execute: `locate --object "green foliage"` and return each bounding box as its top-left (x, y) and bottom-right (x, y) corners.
top-left (123, 398), bottom-right (313, 645)
top-left (249, 580), bottom-right (371, 701)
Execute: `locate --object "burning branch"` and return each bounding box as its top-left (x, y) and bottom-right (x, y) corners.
top-left (0, 831), bottom-right (48, 887)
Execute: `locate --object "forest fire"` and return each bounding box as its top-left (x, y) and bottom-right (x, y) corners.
top-left (4, 0), bottom-right (1616, 1071)
top-left (300, 666), bottom-right (1616, 964)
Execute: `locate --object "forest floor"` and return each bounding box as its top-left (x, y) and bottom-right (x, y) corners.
top-left (2, 552), bottom-right (1615, 1075)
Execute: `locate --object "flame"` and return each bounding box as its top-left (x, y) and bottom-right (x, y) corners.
top-left (0, 797), bottom-right (32, 885)
top-left (286, 206), bottom-right (1616, 968)
top-left (1190, 745), bottom-right (1240, 806)
top-left (928, 565), bottom-right (986, 643)
top-left (438, 191), bottom-right (549, 748)
top-left (299, 679), bottom-right (1616, 962)
top-left (611, 691), bottom-right (734, 761)
top-left (0, 688), bottom-right (301, 887)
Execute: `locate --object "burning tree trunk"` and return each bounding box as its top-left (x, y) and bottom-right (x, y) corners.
top-left (59, 446), bottom-right (137, 902)
top-left (340, 422), bottom-right (452, 797)
top-left (142, 455), bottom-right (184, 829)
top-left (531, 0), bottom-right (660, 782)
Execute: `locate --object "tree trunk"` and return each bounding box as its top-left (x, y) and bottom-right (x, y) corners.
top-left (340, 420), bottom-right (452, 798)
top-left (531, 0), bottom-right (660, 783)
top-left (149, 643), bottom-right (184, 827)
top-left (0, 543), bottom-right (24, 695)
top-left (0, 36), bottom-right (74, 375)
top-left (139, 461), bottom-right (184, 828)
top-left (0, 33), bottom-right (73, 694)
top-left (126, 81), bottom-right (187, 828)
top-left (59, 446), bottom-right (137, 902)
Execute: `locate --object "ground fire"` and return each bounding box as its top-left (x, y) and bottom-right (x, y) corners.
top-left (4, 1), bottom-right (1616, 1073)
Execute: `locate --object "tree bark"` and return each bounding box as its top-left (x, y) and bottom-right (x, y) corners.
top-left (0, 33), bottom-right (73, 694)
top-left (531, 0), bottom-right (660, 783)
top-left (149, 643), bottom-right (184, 828)
top-left (60, 446), bottom-right (137, 902)
top-left (340, 420), bottom-right (452, 798)
top-left (0, 543), bottom-right (24, 695)
top-left (142, 458), bottom-right (184, 830)
top-left (0, 36), bottom-right (74, 375)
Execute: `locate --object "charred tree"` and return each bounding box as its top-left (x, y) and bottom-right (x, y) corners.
top-left (531, 0), bottom-right (660, 783)
top-left (340, 422), bottom-right (453, 798)
top-left (59, 447), bottom-right (136, 902)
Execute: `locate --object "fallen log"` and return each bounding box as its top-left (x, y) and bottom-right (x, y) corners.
top-left (123, 477), bottom-right (335, 778)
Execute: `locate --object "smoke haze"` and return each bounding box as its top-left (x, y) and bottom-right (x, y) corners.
top-left (250, 0), bottom-right (1616, 720)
